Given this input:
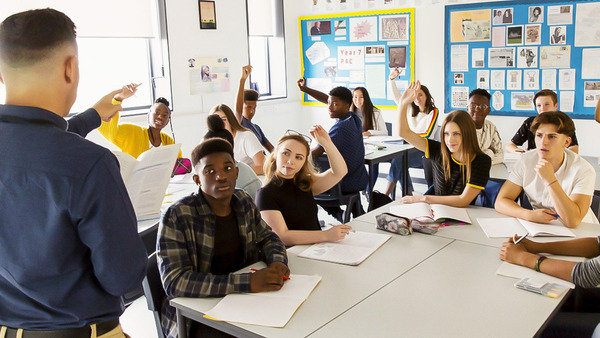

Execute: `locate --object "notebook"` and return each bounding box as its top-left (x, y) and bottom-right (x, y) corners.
top-left (477, 217), bottom-right (575, 238)
top-left (297, 231), bottom-right (391, 266)
top-left (389, 203), bottom-right (472, 224)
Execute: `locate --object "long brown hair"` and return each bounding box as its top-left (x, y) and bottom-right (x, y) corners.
top-left (410, 84), bottom-right (436, 117)
top-left (439, 110), bottom-right (483, 182)
top-left (263, 134), bottom-right (317, 192)
top-left (209, 104), bottom-right (249, 133)
top-left (350, 87), bottom-right (378, 131)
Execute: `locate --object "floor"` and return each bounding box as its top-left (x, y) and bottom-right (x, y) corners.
top-left (121, 164), bottom-right (428, 337)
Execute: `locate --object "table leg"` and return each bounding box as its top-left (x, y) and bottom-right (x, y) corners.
top-left (402, 151), bottom-right (409, 197)
top-left (177, 308), bottom-right (188, 338)
top-left (368, 163), bottom-right (374, 204)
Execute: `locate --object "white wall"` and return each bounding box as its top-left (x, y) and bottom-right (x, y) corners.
top-left (116, 0), bottom-right (600, 158)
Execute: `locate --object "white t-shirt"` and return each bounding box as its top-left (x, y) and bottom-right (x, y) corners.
top-left (234, 130), bottom-right (264, 167)
top-left (508, 149), bottom-right (598, 224)
top-left (407, 108), bottom-right (439, 139)
top-left (236, 161), bottom-right (261, 200)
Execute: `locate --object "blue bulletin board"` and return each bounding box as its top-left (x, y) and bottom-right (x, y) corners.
top-left (299, 9), bottom-right (415, 109)
top-left (444, 0), bottom-right (600, 119)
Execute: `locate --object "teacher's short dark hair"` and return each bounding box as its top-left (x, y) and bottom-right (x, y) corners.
top-left (329, 86), bottom-right (353, 105)
top-left (0, 8), bottom-right (76, 67)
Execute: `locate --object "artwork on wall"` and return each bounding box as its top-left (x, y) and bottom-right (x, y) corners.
top-left (198, 1), bottom-right (216, 29)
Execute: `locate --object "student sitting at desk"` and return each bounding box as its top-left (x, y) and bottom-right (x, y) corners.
top-left (235, 65), bottom-right (274, 152)
top-left (507, 89), bottom-right (579, 154)
top-left (500, 236), bottom-right (600, 337)
top-left (467, 89), bottom-right (504, 165)
top-left (495, 111), bottom-right (598, 227)
top-left (98, 94), bottom-right (182, 158)
top-left (157, 138), bottom-right (289, 338)
top-left (351, 87), bottom-right (387, 136)
top-left (204, 114), bottom-right (261, 199)
top-left (397, 81), bottom-right (491, 207)
top-left (384, 70), bottom-right (439, 196)
top-left (297, 79), bottom-right (368, 221)
top-left (256, 126), bottom-right (352, 245)
top-left (211, 103), bottom-right (266, 175)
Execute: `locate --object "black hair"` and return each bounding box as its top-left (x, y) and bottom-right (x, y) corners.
top-left (204, 114), bottom-right (234, 147)
top-left (191, 138), bottom-right (234, 167)
top-left (0, 8), bottom-right (76, 67)
top-left (155, 97), bottom-right (170, 108)
top-left (329, 86), bottom-right (353, 106)
top-left (243, 89), bottom-right (259, 102)
top-left (468, 88), bottom-right (491, 103)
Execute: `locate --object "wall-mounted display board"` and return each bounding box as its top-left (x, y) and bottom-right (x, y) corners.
top-left (299, 9), bottom-right (415, 108)
top-left (444, 0), bottom-right (600, 119)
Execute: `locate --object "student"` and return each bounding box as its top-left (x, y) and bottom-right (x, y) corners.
top-left (351, 87), bottom-right (386, 136)
top-left (595, 98), bottom-right (600, 123)
top-left (98, 94), bottom-right (183, 158)
top-left (499, 235), bottom-right (600, 336)
top-left (467, 89), bottom-right (504, 165)
top-left (235, 65), bottom-right (274, 152)
top-left (0, 9), bottom-right (147, 336)
top-left (297, 78), bottom-right (368, 220)
top-left (507, 89), bottom-right (579, 154)
top-left (397, 82), bottom-right (491, 207)
top-left (211, 103), bottom-right (265, 175)
top-left (385, 69), bottom-right (439, 196)
top-left (495, 111), bottom-right (597, 228)
top-left (157, 137), bottom-right (289, 338)
top-left (204, 114), bottom-right (262, 199)
top-left (256, 126), bottom-right (352, 245)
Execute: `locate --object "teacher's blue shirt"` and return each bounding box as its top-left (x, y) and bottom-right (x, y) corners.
top-left (0, 105), bottom-right (147, 329)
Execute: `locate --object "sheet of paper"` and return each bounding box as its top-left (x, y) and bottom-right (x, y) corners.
top-left (547, 5), bottom-right (572, 25)
top-left (559, 69), bottom-right (576, 90)
top-left (205, 274), bottom-right (322, 327)
top-left (511, 92), bottom-right (535, 111)
top-left (472, 48), bottom-right (485, 68)
top-left (496, 261), bottom-right (576, 289)
top-left (349, 16), bottom-right (378, 42)
top-left (338, 46), bottom-right (365, 70)
top-left (451, 44), bottom-right (469, 72)
top-left (517, 47), bottom-right (538, 68)
top-left (477, 69), bottom-right (490, 89)
top-left (305, 42), bottom-right (331, 65)
top-left (390, 203), bottom-right (433, 220)
top-left (506, 70), bottom-right (522, 90)
top-left (519, 218), bottom-right (575, 237)
top-left (492, 91), bottom-right (504, 110)
top-left (582, 49), bottom-right (600, 79)
top-left (365, 64), bottom-right (386, 99)
top-left (492, 26), bottom-right (506, 47)
top-left (489, 47), bottom-right (515, 68)
top-left (298, 231), bottom-right (391, 266)
top-left (584, 81), bottom-right (600, 107)
top-left (575, 3), bottom-right (600, 46)
top-left (490, 70), bottom-right (505, 90)
top-left (523, 69), bottom-right (539, 90)
top-left (539, 46), bottom-right (570, 69)
top-left (451, 86), bottom-right (469, 108)
top-left (560, 91), bottom-right (575, 113)
top-left (478, 217), bottom-right (527, 238)
top-left (542, 69), bottom-right (557, 90)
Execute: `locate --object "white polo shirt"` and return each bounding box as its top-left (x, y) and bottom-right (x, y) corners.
top-left (508, 149), bottom-right (598, 224)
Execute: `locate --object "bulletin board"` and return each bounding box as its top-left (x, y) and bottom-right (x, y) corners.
top-left (444, 0), bottom-right (600, 120)
top-left (299, 8), bottom-right (415, 109)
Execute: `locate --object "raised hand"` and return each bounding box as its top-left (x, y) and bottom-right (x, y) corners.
top-left (297, 77), bottom-right (306, 90)
top-left (389, 68), bottom-right (400, 80)
top-left (241, 65), bottom-right (252, 80)
top-left (400, 81), bottom-right (420, 107)
top-left (309, 125), bottom-right (330, 145)
top-left (114, 83), bottom-right (140, 101)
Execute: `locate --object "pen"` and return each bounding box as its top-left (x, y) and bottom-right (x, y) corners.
top-left (514, 233), bottom-right (528, 244)
top-left (250, 268), bottom-right (290, 280)
top-left (551, 213), bottom-right (559, 218)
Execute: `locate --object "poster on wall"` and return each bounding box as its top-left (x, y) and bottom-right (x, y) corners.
top-left (511, 92), bottom-right (535, 111)
top-left (539, 46), bottom-right (570, 68)
top-left (349, 16), bottom-right (378, 42)
top-left (584, 81), bottom-right (600, 107)
top-left (575, 3), bottom-right (600, 47)
top-left (379, 15), bottom-right (408, 40)
top-left (450, 9), bottom-right (491, 43)
top-left (189, 56), bottom-right (229, 95)
top-left (338, 46), bottom-right (365, 70)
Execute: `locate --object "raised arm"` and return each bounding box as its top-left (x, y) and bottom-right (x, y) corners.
top-left (398, 81), bottom-right (427, 152)
top-left (235, 65), bottom-right (252, 123)
top-left (297, 77), bottom-right (328, 103)
top-left (596, 98), bottom-right (600, 123)
top-left (310, 125), bottom-right (348, 195)
top-left (389, 68), bottom-right (401, 104)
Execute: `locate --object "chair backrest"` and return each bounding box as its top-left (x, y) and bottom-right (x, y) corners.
top-left (592, 194), bottom-right (600, 220)
top-left (142, 252), bottom-right (166, 338)
top-left (474, 180), bottom-right (503, 208)
top-left (385, 122), bottom-right (392, 136)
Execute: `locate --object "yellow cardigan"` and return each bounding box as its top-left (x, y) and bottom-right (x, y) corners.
top-left (98, 113), bottom-right (182, 159)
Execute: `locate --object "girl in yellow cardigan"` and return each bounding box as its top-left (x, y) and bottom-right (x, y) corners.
top-left (99, 96), bottom-right (182, 158)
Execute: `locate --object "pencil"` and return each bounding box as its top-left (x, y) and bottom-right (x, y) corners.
top-left (250, 268), bottom-right (291, 280)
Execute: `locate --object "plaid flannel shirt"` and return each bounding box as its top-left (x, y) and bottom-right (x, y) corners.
top-left (157, 189), bottom-right (288, 338)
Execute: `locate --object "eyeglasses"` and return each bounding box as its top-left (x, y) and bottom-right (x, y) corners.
top-left (285, 129), bottom-right (312, 144)
top-left (468, 103), bottom-right (489, 111)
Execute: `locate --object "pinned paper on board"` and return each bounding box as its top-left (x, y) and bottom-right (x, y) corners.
top-left (449, 9), bottom-right (491, 43)
top-left (189, 57), bottom-right (230, 95)
top-left (507, 70), bottom-right (522, 90)
top-left (539, 46), bottom-right (570, 69)
top-left (492, 91), bottom-right (504, 110)
top-left (584, 81), bottom-right (600, 108)
top-left (306, 42), bottom-right (331, 65)
top-left (542, 69), bottom-right (557, 90)
top-left (472, 48), bottom-right (485, 68)
top-left (517, 47), bottom-right (538, 68)
top-left (524, 70), bottom-right (539, 90)
top-left (451, 44), bottom-right (469, 72)
top-left (511, 92), bottom-right (535, 111)
top-left (338, 46), bottom-right (365, 70)
top-left (575, 3), bottom-right (600, 47)
top-left (379, 15), bottom-right (408, 41)
top-left (451, 86), bottom-right (469, 108)
top-left (349, 16), bottom-right (377, 42)
top-left (477, 70), bottom-right (490, 89)
top-left (558, 69), bottom-right (576, 90)
top-left (491, 70), bottom-right (505, 90)
top-left (560, 91), bottom-right (575, 112)
top-left (582, 49), bottom-right (600, 79)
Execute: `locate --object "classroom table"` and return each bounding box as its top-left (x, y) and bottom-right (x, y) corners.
top-left (364, 141), bottom-right (416, 201)
top-left (169, 203), bottom-right (600, 337)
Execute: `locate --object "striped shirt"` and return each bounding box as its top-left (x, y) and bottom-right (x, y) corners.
top-left (572, 237), bottom-right (600, 288)
top-left (157, 189), bottom-right (288, 338)
top-left (426, 139), bottom-right (491, 197)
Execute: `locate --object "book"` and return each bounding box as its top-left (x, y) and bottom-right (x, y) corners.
top-left (297, 231), bottom-right (391, 266)
top-left (477, 217), bottom-right (575, 238)
top-left (389, 202), bottom-right (472, 224)
top-left (112, 143), bottom-right (181, 220)
top-left (204, 274), bottom-right (321, 327)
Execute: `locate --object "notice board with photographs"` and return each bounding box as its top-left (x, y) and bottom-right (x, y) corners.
top-left (299, 9), bottom-right (415, 108)
top-left (444, 0), bottom-right (600, 120)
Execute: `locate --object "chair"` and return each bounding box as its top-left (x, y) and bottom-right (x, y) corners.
top-left (313, 156), bottom-right (364, 223)
top-left (474, 180), bottom-right (502, 208)
top-left (591, 195), bottom-right (600, 220)
top-left (142, 252), bottom-right (166, 338)
top-left (385, 122), bottom-right (392, 136)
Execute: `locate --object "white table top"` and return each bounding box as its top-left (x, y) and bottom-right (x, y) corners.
top-left (171, 218), bottom-right (453, 338)
top-left (310, 240), bottom-right (565, 338)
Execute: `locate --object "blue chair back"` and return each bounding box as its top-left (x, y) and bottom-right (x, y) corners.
top-left (474, 180), bottom-right (502, 208)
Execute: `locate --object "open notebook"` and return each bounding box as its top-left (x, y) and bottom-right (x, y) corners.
top-left (389, 203), bottom-right (471, 224)
top-left (478, 217), bottom-right (575, 238)
top-left (297, 231), bottom-right (391, 266)
top-left (204, 274), bottom-right (321, 327)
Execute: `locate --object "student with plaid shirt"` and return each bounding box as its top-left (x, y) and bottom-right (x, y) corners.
top-left (157, 138), bottom-right (289, 338)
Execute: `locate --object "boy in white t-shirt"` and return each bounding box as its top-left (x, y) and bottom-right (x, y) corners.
top-left (495, 111), bottom-right (597, 227)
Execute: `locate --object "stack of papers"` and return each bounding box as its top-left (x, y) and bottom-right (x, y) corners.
top-left (204, 274), bottom-right (321, 327)
top-left (478, 217), bottom-right (575, 238)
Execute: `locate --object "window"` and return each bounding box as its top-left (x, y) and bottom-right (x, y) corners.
top-left (246, 0), bottom-right (286, 100)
